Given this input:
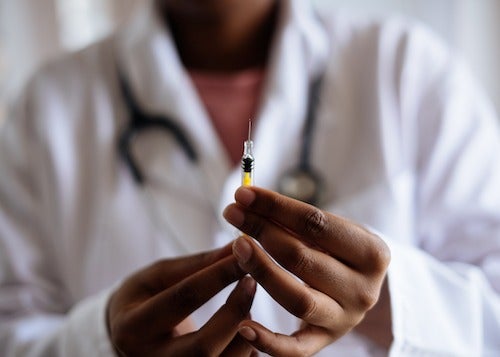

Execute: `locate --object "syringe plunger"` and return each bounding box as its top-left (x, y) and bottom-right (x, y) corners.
top-left (242, 141), bottom-right (254, 172)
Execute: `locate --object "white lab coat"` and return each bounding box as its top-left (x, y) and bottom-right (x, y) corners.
top-left (1, 0), bottom-right (500, 355)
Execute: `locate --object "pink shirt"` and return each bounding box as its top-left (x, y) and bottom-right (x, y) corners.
top-left (189, 68), bottom-right (266, 166)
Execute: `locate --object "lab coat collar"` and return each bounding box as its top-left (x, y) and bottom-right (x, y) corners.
top-left (115, 0), bottom-right (329, 251)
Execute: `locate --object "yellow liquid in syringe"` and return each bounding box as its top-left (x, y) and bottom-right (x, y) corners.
top-left (242, 171), bottom-right (253, 187)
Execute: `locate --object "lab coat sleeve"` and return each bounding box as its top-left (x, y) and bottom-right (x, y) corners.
top-left (385, 24), bottom-right (500, 355)
top-left (0, 79), bottom-right (116, 356)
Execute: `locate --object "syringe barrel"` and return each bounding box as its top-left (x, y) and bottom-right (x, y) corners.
top-left (241, 140), bottom-right (254, 186)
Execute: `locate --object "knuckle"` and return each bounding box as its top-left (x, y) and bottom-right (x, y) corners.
top-left (355, 287), bottom-right (379, 310)
top-left (264, 194), bottom-right (284, 216)
top-left (241, 215), bottom-right (266, 240)
top-left (257, 334), bottom-right (278, 356)
top-left (148, 259), bottom-right (179, 290)
top-left (293, 292), bottom-right (318, 320)
top-left (172, 283), bottom-right (200, 307)
top-left (365, 238), bottom-right (391, 273)
top-left (149, 260), bottom-right (169, 284)
top-left (288, 338), bottom-right (310, 357)
top-left (286, 244), bottom-right (313, 275)
top-left (302, 208), bottom-right (327, 236)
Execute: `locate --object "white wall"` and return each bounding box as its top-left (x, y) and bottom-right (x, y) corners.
top-left (0, 0), bottom-right (140, 123)
top-left (313, 0), bottom-right (500, 114)
top-left (455, 1), bottom-right (500, 114)
top-left (1, 0), bottom-right (500, 122)
top-left (0, 0), bottom-right (59, 121)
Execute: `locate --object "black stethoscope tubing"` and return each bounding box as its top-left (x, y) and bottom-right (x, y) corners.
top-left (118, 70), bottom-right (198, 185)
top-left (118, 68), bottom-right (325, 205)
top-left (279, 74), bottom-right (325, 206)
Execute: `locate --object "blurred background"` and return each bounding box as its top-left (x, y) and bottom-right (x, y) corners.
top-left (1, 0), bottom-right (500, 124)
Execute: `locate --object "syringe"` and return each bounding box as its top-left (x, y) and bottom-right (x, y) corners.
top-left (241, 120), bottom-right (254, 187)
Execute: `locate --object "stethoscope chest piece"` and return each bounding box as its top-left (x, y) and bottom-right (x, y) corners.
top-left (278, 166), bottom-right (324, 206)
top-left (277, 73), bottom-right (325, 207)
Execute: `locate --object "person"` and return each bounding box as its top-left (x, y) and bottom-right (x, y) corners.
top-left (1, 0), bottom-right (499, 355)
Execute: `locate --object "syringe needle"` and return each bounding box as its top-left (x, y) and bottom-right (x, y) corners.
top-left (248, 119), bottom-right (252, 142)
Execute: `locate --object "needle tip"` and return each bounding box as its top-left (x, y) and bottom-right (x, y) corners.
top-left (248, 119), bottom-right (252, 141)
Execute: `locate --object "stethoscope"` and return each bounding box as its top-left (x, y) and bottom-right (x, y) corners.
top-left (118, 68), bottom-right (325, 206)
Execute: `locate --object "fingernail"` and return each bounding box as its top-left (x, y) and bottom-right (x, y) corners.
top-left (239, 326), bottom-right (257, 341)
top-left (241, 276), bottom-right (257, 296)
top-left (223, 205), bottom-right (245, 227)
top-left (233, 237), bottom-right (253, 264)
top-left (235, 187), bottom-right (256, 207)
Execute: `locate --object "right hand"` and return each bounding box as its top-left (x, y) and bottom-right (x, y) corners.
top-left (107, 244), bottom-right (257, 356)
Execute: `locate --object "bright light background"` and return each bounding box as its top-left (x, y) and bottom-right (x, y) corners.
top-left (315, 0), bottom-right (500, 118)
top-left (1, 0), bottom-right (500, 123)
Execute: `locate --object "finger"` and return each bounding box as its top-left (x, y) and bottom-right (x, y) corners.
top-left (233, 215), bottom-right (370, 309)
top-left (220, 335), bottom-right (257, 357)
top-left (238, 321), bottom-right (334, 357)
top-left (199, 277), bottom-right (256, 353)
top-left (228, 212), bottom-right (381, 313)
top-left (130, 255), bottom-right (246, 333)
top-left (161, 277), bottom-right (257, 357)
top-left (232, 235), bottom-right (344, 327)
top-left (225, 187), bottom-right (390, 272)
top-left (135, 242), bottom-right (235, 295)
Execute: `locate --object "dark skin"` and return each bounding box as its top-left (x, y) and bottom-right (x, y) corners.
top-left (107, 0), bottom-right (392, 355)
top-left (224, 187), bottom-right (391, 355)
top-left (108, 244), bottom-right (259, 356)
top-left (158, 0), bottom-right (279, 71)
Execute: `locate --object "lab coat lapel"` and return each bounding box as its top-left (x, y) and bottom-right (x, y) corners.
top-left (116, 1), bottom-right (231, 253)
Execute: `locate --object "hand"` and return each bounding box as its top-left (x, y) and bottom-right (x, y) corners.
top-left (223, 187), bottom-right (391, 356)
top-left (107, 244), bottom-right (258, 356)
top-left (355, 277), bottom-right (393, 348)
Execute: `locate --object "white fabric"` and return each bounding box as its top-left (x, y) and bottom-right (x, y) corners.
top-left (1, 0), bottom-right (500, 355)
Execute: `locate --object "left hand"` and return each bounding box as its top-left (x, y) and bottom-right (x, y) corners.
top-left (223, 187), bottom-right (391, 356)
